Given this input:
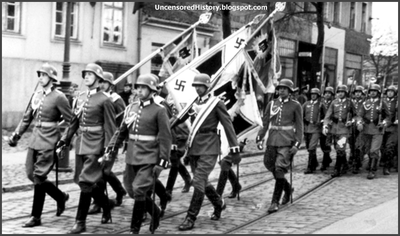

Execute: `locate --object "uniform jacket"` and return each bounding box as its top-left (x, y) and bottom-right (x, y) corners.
top-left (323, 98), bottom-right (354, 135)
top-left (110, 92), bottom-right (126, 127)
top-left (188, 94), bottom-right (239, 156)
top-left (108, 98), bottom-right (172, 165)
top-left (351, 97), bottom-right (365, 115)
top-left (383, 97), bottom-right (397, 132)
top-left (302, 99), bottom-right (323, 133)
top-left (257, 97), bottom-right (303, 147)
top-left (16, 87), bottom-right (72, 150)
top-left (356, 97), bottom-right (390, 135)
top-left (63, 88), bottom-right (116, 155)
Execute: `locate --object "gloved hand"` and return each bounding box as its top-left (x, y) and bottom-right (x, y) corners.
top-left (289, 146), bottom-right (298, 156)
top-left (345, 121), bottom-right (352, 127)
top-left (322, 125), bottom-right (329, 136)
top-left (394, 119), bottom-right (398, 125)
top-left (377, 120), bottom-right (387, 128)
top-left (56, 140), bottom-right (66, 149)
top-left (357, 123), bottom-right (363, 131)
top-left (153, 165), bottom-right (164, 179)
top-left (231, 152), bottom-right (241, 165)
top-left (8, 133), bottom-right (20, 147)
top-left (256, 136), bottom-right (264, 150)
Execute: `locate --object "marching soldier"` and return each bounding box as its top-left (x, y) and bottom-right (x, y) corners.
top-left (57, 63), bottom-right (117, 234)
top-left (106, 74), bottom-right (172, 234)
top-left (88, 72), bottom-right (127, 215)
top-left (178, 73), bottom-right (241, 231)
top-left (164, 96), bottom-right (193, 195)
top-left (256, 78), bottom-right (303, 213)
top-left (323, 85), bottom-right (354, 177)
top-left (319, 87), bottom-right (335, 171)
top-left (355, 84), bottom-right (390, 179)
top-left (302, 88), bottom-right (323, 174)
top-left (380, 85), bottom-right (397, 174)
top-left (8, 63), bottom-right (72, 227)
top-left (349, 86), bottom-right (365, 174)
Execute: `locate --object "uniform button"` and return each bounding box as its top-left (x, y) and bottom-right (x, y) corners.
top-left (135, 129), bottom-right (138, 132)
top-left (140, 106), bottom-right (143, 109)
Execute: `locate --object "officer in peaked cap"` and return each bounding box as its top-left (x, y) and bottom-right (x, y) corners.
top-left (256, 78), bottom-right (303, 213)
top-left (57, 63), bottom-right (117, 234)
top-left (106, 73), bottom-right (172, 234)
top-left (302, 88), bottom-right (323, 174)
top-left (381, 85), bottom-right (398, 174)
top-left (323, 84), bottom-right (355, 178)
top-left (86, 72), bottom-right (127, 215)
top-left (355, 84), bottom-right (390, 179)
top-left (8, 63), bottom-right (72, 227)
top-left (177, 73), bottom-right (240, 231)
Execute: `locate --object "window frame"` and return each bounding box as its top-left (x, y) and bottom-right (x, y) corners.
top-left (2, 2), bottom-right (22, 34)
top-left (52, 2), bottom-right (79, 40)
top-left (101, 2), bottom-right (125, 47)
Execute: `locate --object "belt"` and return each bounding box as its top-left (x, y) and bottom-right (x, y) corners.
top-left (198, 128), bottom-right (217, 134)
top-left (36, 121), bottom-right (57, 128)
top-left (129, 134), bottom-right (157, 141)
top-left (79, 126), bottom-right (103, 132)
top-left (270, 125), bottom-right (294, 131)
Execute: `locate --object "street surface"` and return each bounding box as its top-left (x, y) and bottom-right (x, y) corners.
top-left (2, 142), bottom-right (398, 234)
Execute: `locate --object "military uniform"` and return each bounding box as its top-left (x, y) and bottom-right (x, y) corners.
top-left (13, 86), bottom-right (72, 226)
top-left (178, 92), bottom-right (240, 230)
top-left (323, 96), bottom-right (354, 177)
top-left (302, 91), bottom-right (323, 174)
top-left (107, 74), bottom-right (172, 234)
top-left (356, 86), bottom-right (390, 179)
top-left (9, 64), bottom-right (72, 227)
top-left (349, 95), bottom-right (365, 172)
top-left (381, 90), bottom-right (397, 174)
top-left (319, 93), bottom-right (334, 170)
top-left (257, 93), bottom-right (303, 211)
top-left (61, 63), bottom-right (117, 234)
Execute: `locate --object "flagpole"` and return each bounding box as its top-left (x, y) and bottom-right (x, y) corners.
top-left (112, 12), bottom-right (212, 86)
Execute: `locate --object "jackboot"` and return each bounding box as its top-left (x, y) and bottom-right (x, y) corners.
top-left (179, 162), bottom-right (192, 193)
top-left (42, 180), bottom-right (69, 217)
top-left (155, 179), bottom-right (171, 218)
top-left (331, 153), bottom-right (342, 178)
top-left (281, 179), bottom-right (294, 205)
top-left (179, 188), bottom-right (204, 231)
top-left (67, 191), bottom-right (91, 234)
top-left (205, 184), bottom-right (226, 220)
top-left (321, 152), bottom-right (332, 171)
top-left (267, 179), bottom-right (284, 213)
top-left (92, 184), bottom-right (114, 224)
top-left (130, 200), bottom-right (146, 234)
top-left (367, 158), bottom-right (377, 180)
top-left (341, 154), bottom-right (349, 175)
top-left (227, 168), bottom-right (242, 198)
top-left (216, 170), bottom-right (229, 196)
top-left (146, 195), bottom-right (161, 232)
top-left (105, 172), bottom-right (127, 206)
top-left (165, 164), bottom-right (179, 195)
top-left (23, 184), bottom-right (45, 227)
top-left (352, 150), bottom-right (362, 174)
top-left (311, 150), bottom-right (319, 171)
top-left (366, 158), bottom-right (372, 171)
top-left (304, 151), bottom-right (314, 174)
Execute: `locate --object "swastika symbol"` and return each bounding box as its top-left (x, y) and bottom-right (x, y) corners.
top-left (234, 38), bottom-right (246, 48)
top-left (175, 80), bottom-right (186, 91)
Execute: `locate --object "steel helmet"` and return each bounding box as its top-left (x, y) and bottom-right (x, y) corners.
top-left (192, 73), bottom-right (211, 88)
top-left (103, 72), bottom-right (114, 84)
top-left (37, 63), bottom-right (58, 82)
top-left (310, 88), bottom-right (321, 96)
top-left (386, 85), bottom-right (397, 94)
top-left (336, 84), bottom-right (348, 93)
top-left (276, 78), bottom-right (294, 92)
top-left (82, 63), bottom-right (104, 80)
top-left (135, 74), bottom-right (158, 91)
top-left (324, 86), bottom-right (335, 95)
top-left (353, 85), bottom-right (364, 94)
top-left (368, 84), bottom-right (381, 93)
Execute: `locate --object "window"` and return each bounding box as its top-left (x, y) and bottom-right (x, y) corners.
top-left (350, 2), bottom-right (355, 29)
top-left (151, 43), bottom-right (164, 76)
top-left (361, 3), bottom-right (367, 32)
top-left (54, 2), bottom-right (79, 39)
top-left (279, 38), bottom-right (296, 79)
top-left (2, 2), bottom-right (21, 33)
top-left (102, 2), bottom-right (124, 45)
top-left (333, 2), bottom-right (340, 24)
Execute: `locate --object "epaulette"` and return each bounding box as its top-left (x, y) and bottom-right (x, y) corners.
top-left (78, 91), bottom-right (86, 96)
top-left (155, 102), bottom-right (165, 108)
top-left (291, 99), bottom-right (301, 106)
top-left (102, 91), bottom-right (111, 97)
top-left (110, 92), bottom-right (121, 103)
